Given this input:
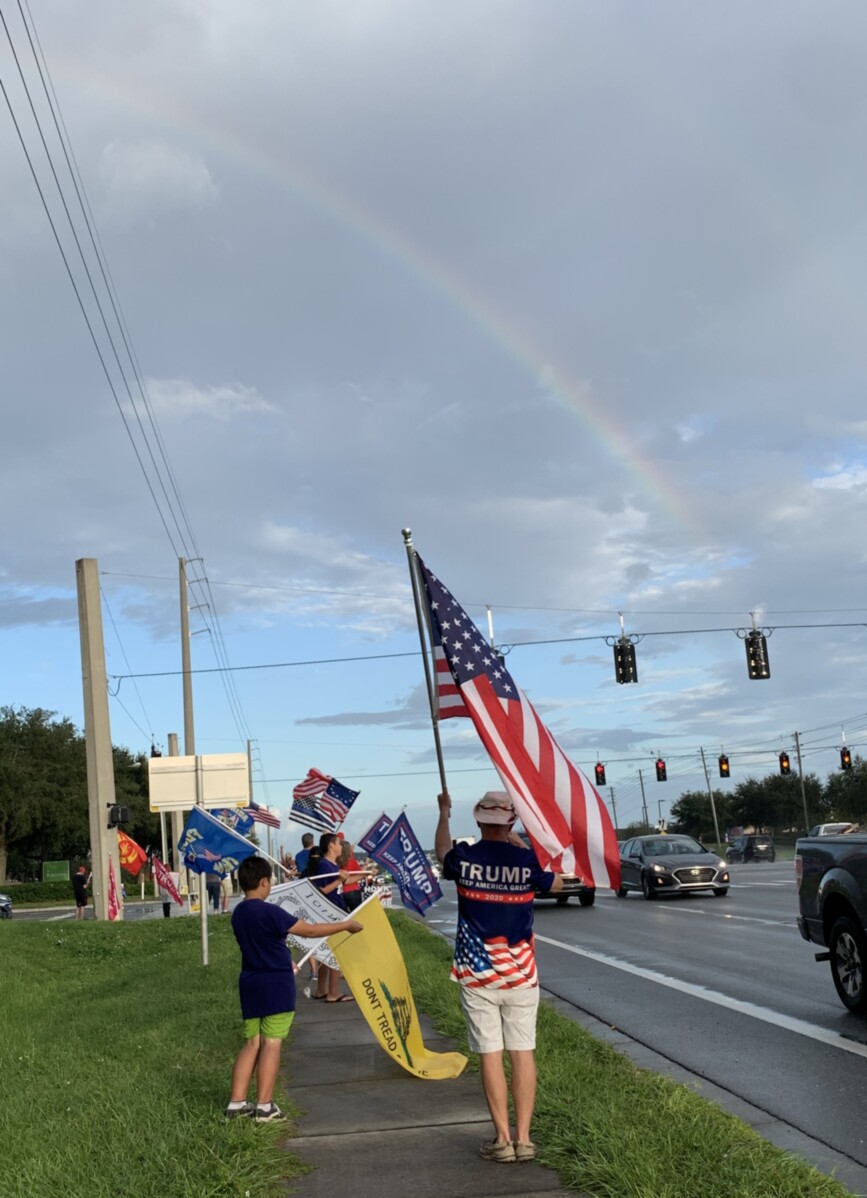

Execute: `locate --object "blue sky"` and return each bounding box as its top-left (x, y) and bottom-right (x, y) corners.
top-left (3, 0), bottom-right (867, 851)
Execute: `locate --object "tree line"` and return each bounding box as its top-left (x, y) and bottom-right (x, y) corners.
top-left (658, 763), bottom-right (867, 843)
top-left (0, 705), bottom-right (158, 883)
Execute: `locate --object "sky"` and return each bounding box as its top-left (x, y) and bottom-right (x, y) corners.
top-left (3, 0), bottom-right (867, 851)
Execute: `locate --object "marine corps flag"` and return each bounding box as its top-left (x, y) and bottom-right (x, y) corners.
top-left (117, 830), bottom-right (148, 877)
top-left (328, 897), bottom-right (466, 1080)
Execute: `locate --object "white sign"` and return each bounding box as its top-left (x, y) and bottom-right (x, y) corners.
top-left (148, 754), bottom-right (250, 812)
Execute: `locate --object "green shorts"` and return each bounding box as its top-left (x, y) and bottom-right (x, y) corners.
top-left (243, 1011), bottom-right (295, 1040)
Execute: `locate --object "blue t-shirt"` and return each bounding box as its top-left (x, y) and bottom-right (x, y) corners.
top-left (442, 840), bottom-right (554, 990)
top-left (231, 898), bottom-right (299, 1018)
top-left (310, 857), bottom-right (347, 912)
top-left (295, 848), bottom-right (311, 874)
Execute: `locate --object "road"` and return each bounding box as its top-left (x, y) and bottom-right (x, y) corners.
top-left (429, 860), bottom-right (867, 1192)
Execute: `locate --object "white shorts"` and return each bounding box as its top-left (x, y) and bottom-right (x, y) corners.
top-left (459, 984), bottom-right (539, 1054)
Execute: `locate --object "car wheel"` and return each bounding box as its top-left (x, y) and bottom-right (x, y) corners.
top-left (556, 895), bottom-right (569, 906)
top-left (641, 872), bottom-right (656, 901)
top-left (616, 887), bottom-right (628, 898)
top-left (0, 909), bottom-right (10, 919)
top-left (829, 915), bottom-right (867, 1013)
top-left (578, 890), bottom-right (596, 907)
top-left (769, 854), bottom-right (776, 863)
top-left (712, 888), bottom-right (728, 898)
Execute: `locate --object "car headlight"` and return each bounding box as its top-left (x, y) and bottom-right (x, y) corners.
top-left (651, 864), bottom-right (669, 873)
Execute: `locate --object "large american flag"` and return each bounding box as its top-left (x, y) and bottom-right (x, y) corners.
top-left (416, 556), bottom-right (620, 889)
top-left (290, 769), bottom-right (359, 832)
top-left (452, 925), bottom-right (537, 989)
top-left (244, 800), bottom-right (280, 829)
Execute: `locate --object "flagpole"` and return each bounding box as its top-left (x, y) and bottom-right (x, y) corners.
top-left (401, 528), bottom-right (448, 795)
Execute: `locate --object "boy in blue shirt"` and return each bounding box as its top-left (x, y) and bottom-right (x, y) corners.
top-left (226, 856), bottom-right (362, 1121)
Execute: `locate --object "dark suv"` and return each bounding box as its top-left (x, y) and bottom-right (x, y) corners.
top-left (726, 834), bottom-right (775, 863)
top-left (517, 832), bottom-right (595, 906)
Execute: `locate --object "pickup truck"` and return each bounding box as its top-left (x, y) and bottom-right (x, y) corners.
top-left (796, 832), bottom-right (867, 1012)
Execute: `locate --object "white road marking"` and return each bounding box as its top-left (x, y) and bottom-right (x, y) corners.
top-left (536, 933), bottom-right (867, 1061)
top-left (649, 906), bottom-right (791, 928)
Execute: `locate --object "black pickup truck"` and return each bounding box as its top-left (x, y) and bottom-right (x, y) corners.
top-left (796, 832), bottom-right (867, 1012)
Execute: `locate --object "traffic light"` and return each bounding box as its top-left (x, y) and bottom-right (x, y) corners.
top-left (655, 758), bottom-right (667, 782)
top-left (841, 747), bottom-right (853, 771)
top-left (613, 639), bottom-right (638, 684)
top-left (594, 762), bottom-right (606, 787)
top-left (779, 752), bottom-right (791, 776)
top-left (745, 630), bottom-right (770, 680)
top-left (718, 754), bottom-right (730, 779)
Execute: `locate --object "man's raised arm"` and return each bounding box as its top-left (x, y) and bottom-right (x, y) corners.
top-left (434, 791), bottom-right (452, 864)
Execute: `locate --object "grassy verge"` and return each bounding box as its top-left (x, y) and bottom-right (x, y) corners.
top-left (390, 911), bottom-right (852, 1198)
top-left (0, 919), bottom-right (305, 1198)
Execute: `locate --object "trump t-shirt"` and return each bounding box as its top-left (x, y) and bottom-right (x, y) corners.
top-left (442, 840), bottom-right (555, 990)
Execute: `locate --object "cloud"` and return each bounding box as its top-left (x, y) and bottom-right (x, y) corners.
top-left (98, 140), bottom-right (218, 223)
top-left (144, 378), bottom-right (277, 421)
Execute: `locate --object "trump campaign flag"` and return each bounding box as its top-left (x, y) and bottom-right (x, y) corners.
top-left (290, 768), bottom-right (360, 832)
top-left (117, 830), bottom-right (148, 877)
top-left (415, 555), bottom-right (620, 890)
top-left (366, 813), bottom-right (442, 917)
top-left (178, 807), bottom-right (257, 876)
top-left (153, 856), bottom-right (183, 906)
top-left (212, 808), bottom-right (255, 835)
top-left (358, 813), bottom-right (393, 854)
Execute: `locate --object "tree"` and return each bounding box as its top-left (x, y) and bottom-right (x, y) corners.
top-left (0, 706), bottom-right (158, 882)
top-left (669, 790), bottom-right (731, 841)
top-left (824, 757), bottom-right (867, 825)
top-left (729, 772), bottom-right (825, 834)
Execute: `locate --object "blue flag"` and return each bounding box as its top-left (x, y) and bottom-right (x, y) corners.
top-left (178, 808), bottom-right (257, 876)
top-left (358, 812), bottom-right (393, 854)
top-left (368, 813), bottom-right (442, 917)
top-left (212, 807), bottom-right (255, 835)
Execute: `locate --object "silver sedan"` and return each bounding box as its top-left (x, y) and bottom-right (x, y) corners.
top-left (617, 834), bottom-right (730, 900)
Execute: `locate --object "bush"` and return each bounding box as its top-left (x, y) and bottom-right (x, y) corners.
top-left (4, 881), bottom-right (76, 903)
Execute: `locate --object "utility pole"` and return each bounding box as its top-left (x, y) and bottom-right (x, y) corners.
top-left (179, 559), bottom-right (195, 757)
top-left (638, 769), bottom-right (649, 828)
top-left (167, 732), bottom-right (187, 897)
top-left (699, 747), bottom-right (723, 850)
top-left (608, 786), bottom-right (618, 833)
top-left (657, 799), bottom-right (665, 831)
top-left (793, 732), bottom-right (810, 833)
top-left (76, 558), bottom-right (122, 921)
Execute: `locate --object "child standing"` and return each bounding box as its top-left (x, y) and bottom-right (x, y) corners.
top-left (226, 856), bottom-right (362, 1121)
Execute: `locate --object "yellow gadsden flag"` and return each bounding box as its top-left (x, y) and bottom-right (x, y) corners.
top-left (328, 896), bottom-right (467, 1080)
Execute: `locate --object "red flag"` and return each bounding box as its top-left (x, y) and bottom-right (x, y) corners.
top-left (117, 830), bottom-right (148, 877)
top-left (108, 859), bottom-right (120, 920)
top-left (153, 856), bottom-right (183, 906)
top-left (417, 556), bottom-right (620, 890)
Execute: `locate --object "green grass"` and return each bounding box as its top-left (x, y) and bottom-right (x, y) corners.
top-left (0, 919), bottom-right (306, 1198)
top-left (390, 911), bottom-right (853, 1198)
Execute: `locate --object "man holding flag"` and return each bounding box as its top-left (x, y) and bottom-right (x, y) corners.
top-left (436, 789), bottom-right (562, 1164)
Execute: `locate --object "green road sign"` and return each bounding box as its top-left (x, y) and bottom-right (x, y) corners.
top-left (43, 860), bottom-right (69, 882)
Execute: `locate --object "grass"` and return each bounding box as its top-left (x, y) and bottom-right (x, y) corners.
top-left (0, 918), bottom-right (306, 1198)
top-left (390, 910), bottom-right (853, 1198)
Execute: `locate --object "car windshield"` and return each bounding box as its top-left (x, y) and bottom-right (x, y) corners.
top-left (644, 836), bottom-right (705, 856)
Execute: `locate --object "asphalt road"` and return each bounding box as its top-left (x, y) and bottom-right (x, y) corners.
top-left (429, 861), bottom-right (867, 1189)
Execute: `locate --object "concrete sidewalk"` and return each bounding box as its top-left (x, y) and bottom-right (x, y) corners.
top-left (280, 995), bottom-right (583, 1198)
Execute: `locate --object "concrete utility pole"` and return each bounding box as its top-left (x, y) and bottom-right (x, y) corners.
top-left (699, 747), bottom-right (724, 850)
top-left (167, 733), bottom-right (186, 888)
top-left (638, 769), bottom-right (649, 828)
top-left (179, 559), bottom-right (195, 757)
top-left (793, 732), bottom-right (811, 833)
top-left (76, 558), bottom-right (122, 920)
top-left (608, 786), bottom-right (618, 833)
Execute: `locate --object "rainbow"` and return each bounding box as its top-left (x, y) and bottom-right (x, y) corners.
top-left (57, 60), bottom-right (698, 534)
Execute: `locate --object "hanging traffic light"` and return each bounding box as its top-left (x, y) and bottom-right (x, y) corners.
top-left (655, 758), bottom-right (667, 782)
top-left (779, 751), bottom-right (791, 776)
top-left (745, 630), bottom-right (770, 680)
top-left (613, 639), bottom-right (638, 684)
top-left (718, 754), bottom-right (730, 779)
top-left (594, 762), bottom-right (606, 787)
top-left (841, 747), bottom-right (853, 771)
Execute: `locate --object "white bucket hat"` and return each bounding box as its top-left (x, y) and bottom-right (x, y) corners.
top-left (472, 790), bottom-right (517, 826)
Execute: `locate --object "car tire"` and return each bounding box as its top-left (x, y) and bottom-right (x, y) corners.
top-left (0, 909), bottom-right (10, 919)
top-left (556, 895), bottom-right (569, 906)
top-left (712, 888), bottom-right (728, 898)
top-left (829, 915), bottom-right (867, 1013)
top-left (616, 887), bottom-right (628, 898)
top-left (768, 854), bottom-right (776, 863)
top-left (641, 872), bottom-right (656, 901)
top-left (578, 890), bottom-right (596, 907)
